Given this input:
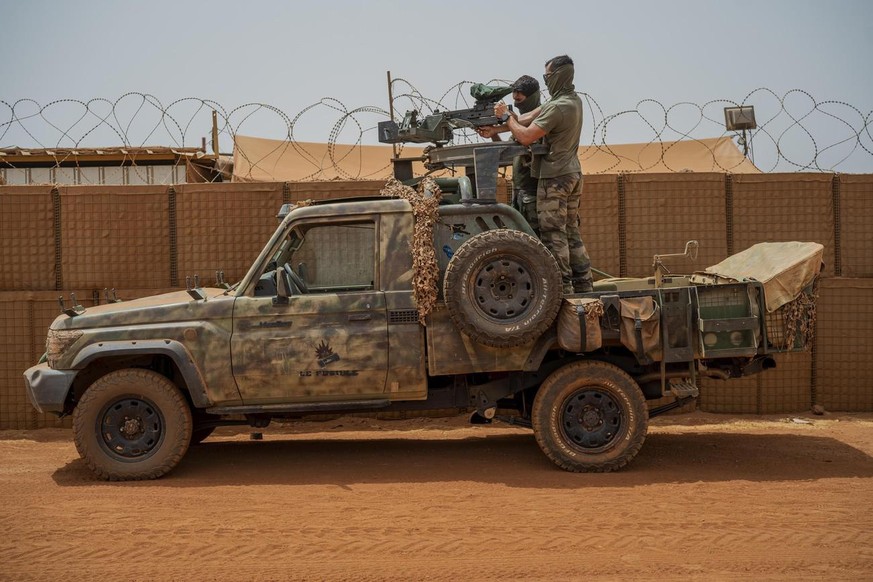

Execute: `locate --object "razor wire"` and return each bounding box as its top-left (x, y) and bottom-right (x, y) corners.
top-left (1, 84), bottom-right (871, 183)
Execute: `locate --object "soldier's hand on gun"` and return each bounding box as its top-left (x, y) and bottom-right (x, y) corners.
top-left (476, 125), bottom-right (500, 139)
top-left (494, 102), bottom-right (508, 119)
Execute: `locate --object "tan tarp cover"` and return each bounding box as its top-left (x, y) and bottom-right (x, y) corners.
top-left (697, 242), bottom-right (824, 312)
top-left (232, 135), bottom-right (760, 182)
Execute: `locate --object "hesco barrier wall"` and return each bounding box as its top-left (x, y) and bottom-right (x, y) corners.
top-left (1, 174), bottom-right (871, 428)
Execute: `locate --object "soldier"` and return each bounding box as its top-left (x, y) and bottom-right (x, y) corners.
top-left (495, 55), bottom-right (594, 294)
top-left (477, 75), bottom-right (543, 235)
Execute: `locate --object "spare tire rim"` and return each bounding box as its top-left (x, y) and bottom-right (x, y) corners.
top-left (473, 255), bottom-right (534, 320)
top-left (560, 388), bottom-right (623, 453)
top-left (97, 396), bottom-right (165, 460)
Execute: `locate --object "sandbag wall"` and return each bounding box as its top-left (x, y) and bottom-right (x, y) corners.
top-left (1, 174), bottom-right (871, 428)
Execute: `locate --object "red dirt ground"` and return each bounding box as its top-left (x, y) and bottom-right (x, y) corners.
top-left (1, 411), bottom-right (872, 581)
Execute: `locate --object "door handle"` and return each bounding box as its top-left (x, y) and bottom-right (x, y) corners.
top-left (348, 313), bottom-right (372, 322)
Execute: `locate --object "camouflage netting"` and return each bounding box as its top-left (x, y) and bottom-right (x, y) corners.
top-left (783, 285), bottom-right (818, 351)
top-left (584, 299), bottom-right (605, 320)
top-left (380, 177), bottom-right (443, 325)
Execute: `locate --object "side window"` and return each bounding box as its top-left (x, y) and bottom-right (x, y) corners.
top-left (291, 221), bottom-right (376, 292)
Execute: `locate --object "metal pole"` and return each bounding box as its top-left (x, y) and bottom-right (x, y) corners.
top-left (387, 70), bottom-right (397, 159)
top-left (212, 110), bottom-right (219, 157)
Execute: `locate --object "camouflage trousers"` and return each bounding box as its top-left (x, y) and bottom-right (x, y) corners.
top-left (536, 172), bottom-right (593, 294)
top-left (513, 188), bottom-right (540, 237)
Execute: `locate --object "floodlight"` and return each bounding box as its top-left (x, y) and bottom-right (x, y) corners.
top-left (724, 106), bottom-right (756, 131)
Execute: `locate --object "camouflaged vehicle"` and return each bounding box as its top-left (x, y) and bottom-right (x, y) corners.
top-left (24, 177), bottom-right (823, 480)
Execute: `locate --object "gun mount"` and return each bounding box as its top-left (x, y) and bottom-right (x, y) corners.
top-left (390, 142), bottom-right (530, 201)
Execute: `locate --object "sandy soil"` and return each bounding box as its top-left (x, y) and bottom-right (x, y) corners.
top-left (1, 411), bottom-right (872, 581)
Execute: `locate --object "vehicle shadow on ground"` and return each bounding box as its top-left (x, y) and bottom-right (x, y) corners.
top-left (52, 430), bottom-right (873, 489)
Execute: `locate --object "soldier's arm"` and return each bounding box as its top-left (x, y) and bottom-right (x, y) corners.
top-left (494, 102), bottom-right (547, 145)
top-left (516, 107), bottom-right (541, 127)
top-left (507, 117), bottom-right (547, 146)
top-left (476, 124), bottom-right (510, 141)
top-left (494, 102), bottom-right (540, 127)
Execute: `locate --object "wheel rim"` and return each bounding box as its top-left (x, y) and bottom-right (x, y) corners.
top-left (560, 388), bottom-right (624, 453)
top-left (97, 396), bottom-right (165, 460)
top-left (472, 255), bottom-right (534, 320)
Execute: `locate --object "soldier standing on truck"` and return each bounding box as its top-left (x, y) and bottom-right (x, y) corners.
top-left (495, 55), bottom-right (594, 294)
top-left (477, 75), bottom-right (543, 236)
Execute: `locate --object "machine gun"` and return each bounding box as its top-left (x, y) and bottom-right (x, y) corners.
top-left (378, 84), bottom-right (513, 146)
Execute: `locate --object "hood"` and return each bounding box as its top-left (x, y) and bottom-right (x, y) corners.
top-left (51, 288), bottom-right (233, 331)
top-left (546, 64), bottom-right (575, 98)
top-left (517, 90), bottom-right (541, 114)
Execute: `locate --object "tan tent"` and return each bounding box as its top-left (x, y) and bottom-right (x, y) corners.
top-left (232, 134), bottom-right (759, 183)
top-left (232, 136), bottom-right (426, 182)
top-left (579, 137), bottom-right (760, 174)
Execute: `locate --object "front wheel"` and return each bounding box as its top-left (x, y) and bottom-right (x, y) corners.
top-left (532, 360), bottom-right (648, 472)
top-left (73, 369), bottom-right (192, 480)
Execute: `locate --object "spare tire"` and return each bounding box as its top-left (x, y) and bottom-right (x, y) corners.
top-left (443, 229), bottom-right (562, 347)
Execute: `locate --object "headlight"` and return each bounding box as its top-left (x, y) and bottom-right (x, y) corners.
top-left (46, 330), bottom-right (83, 368)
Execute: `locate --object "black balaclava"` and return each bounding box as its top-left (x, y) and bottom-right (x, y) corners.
top-left (517, 90), bottom-right (541, 114)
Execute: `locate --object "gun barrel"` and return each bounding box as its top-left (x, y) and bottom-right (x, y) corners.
top-left (377, 102), bottom-right (511, 145)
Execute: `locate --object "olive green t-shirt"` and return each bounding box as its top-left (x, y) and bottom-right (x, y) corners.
top-left (531, 93), bottom-right (584, 179)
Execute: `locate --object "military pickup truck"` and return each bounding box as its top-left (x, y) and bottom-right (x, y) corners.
top-left (24, 174), bottom-right (822, 480)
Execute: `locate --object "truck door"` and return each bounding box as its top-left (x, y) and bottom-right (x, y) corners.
top-left (231, 219), bottom-right (388, 404)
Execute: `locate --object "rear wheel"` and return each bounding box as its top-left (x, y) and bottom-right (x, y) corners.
top-left (73, 369), bottom-right (192, 480)
top-left (532, 360), bottom-right (648, 472)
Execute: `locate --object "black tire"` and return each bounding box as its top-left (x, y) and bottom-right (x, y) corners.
top-left (443, 229), bottom-right (562, 347)
top-left (72, 369), bottom-right (193, 480)
top-left (532, 360), bottom-right (648, 472)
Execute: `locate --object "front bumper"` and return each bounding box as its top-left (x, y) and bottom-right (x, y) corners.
top-left (23, 363), bottom-right (76, 414)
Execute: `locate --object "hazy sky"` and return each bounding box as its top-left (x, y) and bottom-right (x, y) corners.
top-left (2, 0), bottom-right (871, 171)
